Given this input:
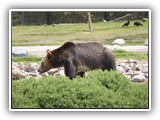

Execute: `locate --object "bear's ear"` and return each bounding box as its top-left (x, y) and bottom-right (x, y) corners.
top-left (46, 49), bottom-right (52, 59)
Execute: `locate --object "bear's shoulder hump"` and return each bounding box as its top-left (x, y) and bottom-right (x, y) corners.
top-left (62, 42), bottom-right (76, 48)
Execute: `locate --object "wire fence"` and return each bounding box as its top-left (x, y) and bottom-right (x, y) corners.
top-left (12, 11), bottom-right (148, 26)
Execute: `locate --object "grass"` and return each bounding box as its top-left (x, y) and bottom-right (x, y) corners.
top-left (12, 56), bottom-right (42, 64)
top-left (12, 21), bottom-right (148, 46)
top-left (12, 70), bottom-right (149, 109)
top-left (113, 50), bottom-right (148, 61)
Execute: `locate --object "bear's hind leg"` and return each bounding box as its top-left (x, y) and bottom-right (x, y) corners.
top-left (102, 52), bottom-right (116, 71)
top-left (64, 58), bottom-right (77, 80)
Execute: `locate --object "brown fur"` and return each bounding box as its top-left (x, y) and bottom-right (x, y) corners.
top-left (38, 42), bottom-right (116, 79)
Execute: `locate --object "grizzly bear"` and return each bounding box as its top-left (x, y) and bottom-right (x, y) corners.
top-left (38, 42), bottom-right (116, 79)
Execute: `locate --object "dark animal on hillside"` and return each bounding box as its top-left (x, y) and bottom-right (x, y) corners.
top-left (134, 21), bottom-right (143, 26)
top-left (38, 42), bottom-right (116, 80)
top-left (122, 21), bottom-right (130, 27)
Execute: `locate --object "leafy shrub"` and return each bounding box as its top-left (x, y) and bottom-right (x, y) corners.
top-left (12, 70), bottom-right (148, 109)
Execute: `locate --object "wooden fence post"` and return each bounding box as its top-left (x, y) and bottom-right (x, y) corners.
top-left (87, 12), bottom-right (93, 32)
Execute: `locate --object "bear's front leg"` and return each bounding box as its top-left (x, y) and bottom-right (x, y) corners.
top-left (64, 58), bottom-right (77, 80)
top-left (78, 72), bottom-right (85, 77)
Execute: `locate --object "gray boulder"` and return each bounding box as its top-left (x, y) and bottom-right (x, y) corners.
top-left (127, 59), bottom-right (137, 64)
top-left (117, 66), bottom-right (125, 73)
top-left (12, 68), bottom-right (26, 80)
top-left (54, 69), bottom-right (65, 77)
top-left (132, 73), bottom-right (146, 82)
top-left (47, 68), bottom-right (60, 75)
top-left (24, 63), bottom-right (38, 72)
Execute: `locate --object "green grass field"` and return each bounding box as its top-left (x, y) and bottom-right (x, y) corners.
top-left (12, 21), bottom-right (148, 46)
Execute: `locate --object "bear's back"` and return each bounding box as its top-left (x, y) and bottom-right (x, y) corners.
top-left (57, 42), bottom-right (105, 55)
top-left (75, 42), bottom-right (104, 55)
top-left (74, 42), bottom-right (115, 71)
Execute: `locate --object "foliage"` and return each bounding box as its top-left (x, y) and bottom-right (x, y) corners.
top-left (12, 12), bottom-right (21, 26)
top-left (12, 70), bottom-right (148, 109)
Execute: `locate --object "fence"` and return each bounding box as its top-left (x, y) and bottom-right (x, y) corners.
top-left (12, 11), bottom-right (148, 26)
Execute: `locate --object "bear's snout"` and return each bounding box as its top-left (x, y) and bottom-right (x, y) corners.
top-left (37, 65), bottom-right (49, 74)
top-left (37, 66), bottom-right (43, 73)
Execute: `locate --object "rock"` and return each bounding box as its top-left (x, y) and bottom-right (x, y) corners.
top-left (126, 69), bottom-right (134, 77)
top-left (116, 60), bottom-right (148, 82)
top-left (130, 63), bottom-right (137, 71)
top-left (142, 67), bottom-right (148, 73)
top-left (112, 39), bottom-right (125, 46)
top-left (42, 72), bottom-right (49, 77)
top-left (145, 73), bottom-right (148, 78)
top-left (128, 59), bottom-right (137, 64)
top-left (123, 66), bottom-right (130, 72)
top-left (116, 60), bottom-right (128, 66)
top-left (131, 73), bottom-right (146, 82)
top-left (110, 45), bottom-right (125, 51)
top-left (12, 68), bottom-right (26, 80)
top-left (54, 69), bottom-right (65, 77)
top-left (24, 63), bottom-right (38, 72)
top-left (24, 66), bottom-right (36, 72)
top-left (135, 65), bottom-right (142, 71)
top-left (28, 72), bottom-right (38, 77)
top-left (47, 68), bottom-right (60, 75)
top-left (117, 66), bottom-right (125, 73)
top-left (144, 39), bottom-right (148, 46)
top-left (11, 61), bottom-right (148, 82)
top-left (142, 18), bottom-right (148, 22)
top-left (12, 49), bottom-right (28, 57)
top-left (119, 62), bottom-right (126, 66)
top-left (29, 63), bottom-right (39, 69)
top-left (124, 75), bottom-right (132, 80)
top-left (143, 63), bottom-right (148, 67)
top-left (119, 63), bottom-right (129, 72)
top-left (16, 63), bottom-right (25, 70)
top-left (132, 71), bottom-right (141, 76)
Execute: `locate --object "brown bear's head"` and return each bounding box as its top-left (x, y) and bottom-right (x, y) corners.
top-left (38, 49), bottom-right (53, 73)
top-left (38, 49), bottom-right (64, 74)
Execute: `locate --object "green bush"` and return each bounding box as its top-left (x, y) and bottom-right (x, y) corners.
top-left (12, 12), bottom-right (21, 26)
top-left (12, 70), bottom-right (148, 109)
